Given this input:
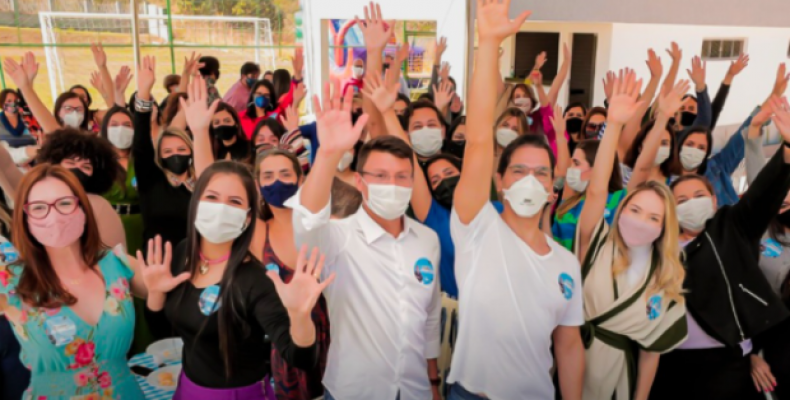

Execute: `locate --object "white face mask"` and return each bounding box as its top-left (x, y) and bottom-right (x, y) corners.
top-left (108, 126), bottom-right (134, 149)
top-left (337, 151), bottom-right (354, 172)
top-left (63, 111), bottom-right (84, 128)
top-left (676, 196), bottom-right (715, 232)
top-left (566, 167), bottom-right (588, 192)
top-left (496, 128), bottom-right (519, 148)
top-left (194, 201), bottom-right (250, 244)
top-left (352, 66), bottom-right (365, 78)
top-left (654, 145), bottom-right (672, 166)
top-left (503, 174), bottom-right (549, 218)
top-left (363, 181), bottom-right (412, 220)
top-left (680, 146), bottom-right (706, 170)
top-left (410, 127), bottom-right (443, 157)
top-left (514, 97), bottom-right (532, 114)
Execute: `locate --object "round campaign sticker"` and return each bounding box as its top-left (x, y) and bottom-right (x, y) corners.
top-left (131, 176), bottom-right (138, 190)
top-left (413, 258), bottom-right (434, 285)
top-left (647, 295), bottom-right (662, 320)
top-left (0, 241), bottom-right (19, 264)
top-left (265, 263), bottom-right (280, 274)
top-left (761, 238), bottom-right (783, 258)
top-left (558, 273), bottom-right (574, 300)
top-left (198, 285), bottom-right (221, 316)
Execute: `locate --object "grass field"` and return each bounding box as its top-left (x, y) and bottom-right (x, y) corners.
top-left (1, 26), bottom-right (297, 108)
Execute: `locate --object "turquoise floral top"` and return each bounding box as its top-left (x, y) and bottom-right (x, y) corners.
top-left (0, 246), bottom-right (145, 400)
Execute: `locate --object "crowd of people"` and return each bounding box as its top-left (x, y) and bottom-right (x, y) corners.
top-left (0, 0), bottom-right (789, 399)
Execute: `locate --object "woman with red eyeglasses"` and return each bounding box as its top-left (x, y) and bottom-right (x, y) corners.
top-left (0, 163), bottom-right (147, 399)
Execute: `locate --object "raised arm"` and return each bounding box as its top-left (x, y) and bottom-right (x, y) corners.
top-left (550, 105), bottom-right (570, 179)
top-left (619, 50), bottom-right (663, 159)
top-left (745, 105), bottom-right (770, 185)
top-left (132, 55), bottom-right (159, 188)
top-left (113, 66), bottom-right (134, 107)
top-left (181, 75), bottom-right (220, 178)
top-left (0, 141), bottom-right (25, 200)
top-left (178, 52), bottom-right (201, 94)
top-left (357, 2), bottom-right (394, 140)
top-left (578, 71), bottom-right (643, 261)
top-left (364, 69), bottom-right (433, 222)
top-left (91, 43), bottom-right (115, 109)
top-left (547, 43), bottom-right (571, 106)
top-left (658, 42), bottom-right (682, 108)
top-left (3, 53), bottom-right (60, 134)
top-left (430, 38), bottom-right (447, 98)
top-left (89, 71), bottom-right (113, 109)
top-left (628, 80), bottom-right (689, 190)
top-left (711, 54), bottom-right (749, 129)
top-left (687, 56), bottom-right (712, 129)
top-left (455, 0), bottom-right (530, 224)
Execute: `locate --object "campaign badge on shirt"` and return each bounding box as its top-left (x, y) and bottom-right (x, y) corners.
top-left (0, 240), bottom-right (19, 264)
top-left (198, 285), bottom-right (221, 316)
top-left (131, 176), bottom-right (138, 190)
top-left (414, 258), bottom-right (434, 285)
top-left (265, 263), bottom-right (280, 274)
top-left (761, 238), bottom-right (783, 258)
top-left (558, 273), bottom-right (574, 300)
top-left (44, 315), bottom-right (77, 347)
top-left (646, 295), bottom-right (662, 320)
top-left (603, 208), bottom-right (612, 219)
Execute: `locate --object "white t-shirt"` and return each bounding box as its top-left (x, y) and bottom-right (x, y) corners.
top-left (447, 203), bottom-right (584, 400)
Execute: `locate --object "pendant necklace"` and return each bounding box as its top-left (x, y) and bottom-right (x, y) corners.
top-left (198, 251), bottom-right (231, 275)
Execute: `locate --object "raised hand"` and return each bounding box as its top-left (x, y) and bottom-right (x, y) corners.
top-left (90, 43), bottom-right (107, 68)
top-left (313, 79), bottom-right (369, 154)
top-left (179, 74), bottom-right (220, 134)
top-left (534, 51), bottom-right (547, 71)
top-left (530, 70), bottom-right (543, 86)
top-left (396, 41), bottom-right (410, 65)
top-left (114, 65), bottom-right (133, 97)
top-left (646, 49), bottom-right (663, 78)
top-left (433, 80), bottom-right (454, 111)
top-left (362, 69), bottom-right (400, 113)
top-left (687, 55), bottom-right (707, 91)
top-left (603, 71), bottom-right (616, 100)
top-left (2, 57), bottom-right (31, 90)
top-left (771, 96), bottom-right (790, 141)
top-left (356, 2), bottom-right (395, 50)
top-left (282, 105), bottom-right (300, 132)
top-left (476, 0), bottom-right (531, 44)
top-left (549, 105), bottom-right (566, 135)
top-left (435, 37), bottom-right (448, 62)
top-left (137, 55), bottom-right (156, 100)
top-left (666, 41), bottom-right (682, 63)
top-left (727, 53), bottom-right (749, 78)
top-left (137, 236), bottom-right (190, 295)
top-left (607, 70), bottom-right (645, 125)
top-left (293, 82), bottom-right (307, 108)
top-left (89, 71), bottom-right (104, 92)
top-left (751, 98), bottom-right (775, 128)
top-left (658, 80), bottom-right (691, 119)
top-left (292, 47), bottom-right (304, 80)
top-left (267, 246), bottom-right (335, 317)
top-left (772, 63), bottom-right (789, 96)
top-left (182, 51), bottom-right (203, 77)
top-left (562, 43), bottom-right (571, 65)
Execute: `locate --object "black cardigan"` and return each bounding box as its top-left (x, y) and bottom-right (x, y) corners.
top-left (683, 148), bottom-right (790, 346)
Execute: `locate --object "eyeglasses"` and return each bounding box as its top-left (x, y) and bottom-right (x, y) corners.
top-left (63, 106), bottom-right (84, 114)
top-left (24, 196), bottom-right (80, 219)
top-left (361, 171), bottom-right (413, 186)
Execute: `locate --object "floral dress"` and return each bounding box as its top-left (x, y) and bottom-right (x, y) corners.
top-left (0, 249), bottom-right (145, 400)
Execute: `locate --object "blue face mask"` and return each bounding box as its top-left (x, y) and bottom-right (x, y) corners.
top-left (246, 77), bottom-right (257, 88)
top-left (254, 95), bottom-right (270, 109)
top-left (260, 180), bottom-right (298, 208)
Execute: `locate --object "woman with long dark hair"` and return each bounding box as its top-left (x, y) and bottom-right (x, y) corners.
top-left (0, 163), bottom-right (146, 399)
top-left (208, 102), bottom-right (251, 163)
top-left (141, 161), bottom-right (328, 398)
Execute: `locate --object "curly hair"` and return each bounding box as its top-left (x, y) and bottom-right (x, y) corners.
top-left (36, 128), bottom-right (123, 194)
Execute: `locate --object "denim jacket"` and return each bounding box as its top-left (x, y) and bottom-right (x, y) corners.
top-left (704, 108), bottom-right (760, 207)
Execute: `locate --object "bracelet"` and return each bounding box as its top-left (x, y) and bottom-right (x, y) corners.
top-left (429, 378), bottom-right (441, 386)
top-left (134, 95), bottom-right (154, 113)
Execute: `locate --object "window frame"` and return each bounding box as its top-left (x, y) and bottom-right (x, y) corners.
top-left (701, 38), bottom-right (747, 61)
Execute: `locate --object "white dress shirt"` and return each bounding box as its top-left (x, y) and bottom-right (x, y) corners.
top-left (447, 204), bottom-right (584, 400)
top-left (289, 194), bottom-right (442, 400)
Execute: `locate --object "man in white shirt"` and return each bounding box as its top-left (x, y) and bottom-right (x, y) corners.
top-left (445, 2), bottom-right (585, 400)
top-left (289, 78), bottom-right (442, 399)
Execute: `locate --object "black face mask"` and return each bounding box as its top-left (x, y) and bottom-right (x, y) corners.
top-left (566, 118), bottom-right (583, 134)
top-left (680, 111), bottom-right (697, 127)
top-left (68, 168), bottom-right (96, 194)
top-left (162, 154), bottom-right (191, 175)
top-left (214, 125), bottom-right (237, 141)
top-left (446, 140), bottom-right (466, 159)
top-left (778, 210), bottom-right (790, 229)
top-left (433, 175), bottom-right (460, 210)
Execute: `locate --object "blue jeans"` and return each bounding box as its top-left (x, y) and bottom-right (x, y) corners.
top-left (0, 316), bottom-right (30, 400)
top-left (324, 390), bottom-right (400, 400)
top-left (448, 383), bottom-right (488, 400)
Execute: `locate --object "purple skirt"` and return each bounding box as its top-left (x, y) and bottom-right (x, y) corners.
top-left (172, 371), bottom-right (276, 400)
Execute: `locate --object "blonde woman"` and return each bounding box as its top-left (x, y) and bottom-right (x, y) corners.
top-left (575, 72), bottom-right (689, 400)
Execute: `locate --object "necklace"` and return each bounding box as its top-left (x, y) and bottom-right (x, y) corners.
top-left (198, 251), bottom-right (231, 275)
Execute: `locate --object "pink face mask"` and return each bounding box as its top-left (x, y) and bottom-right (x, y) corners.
top-left (617, 213), bottom-right (662, 248)
top-left (27, 207), bottom-right (86, 248)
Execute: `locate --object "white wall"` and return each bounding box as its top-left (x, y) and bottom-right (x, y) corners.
top-left (303, 0), bottom-right (469, 105)
top-left (608, 23), bottom-right (790, 130)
